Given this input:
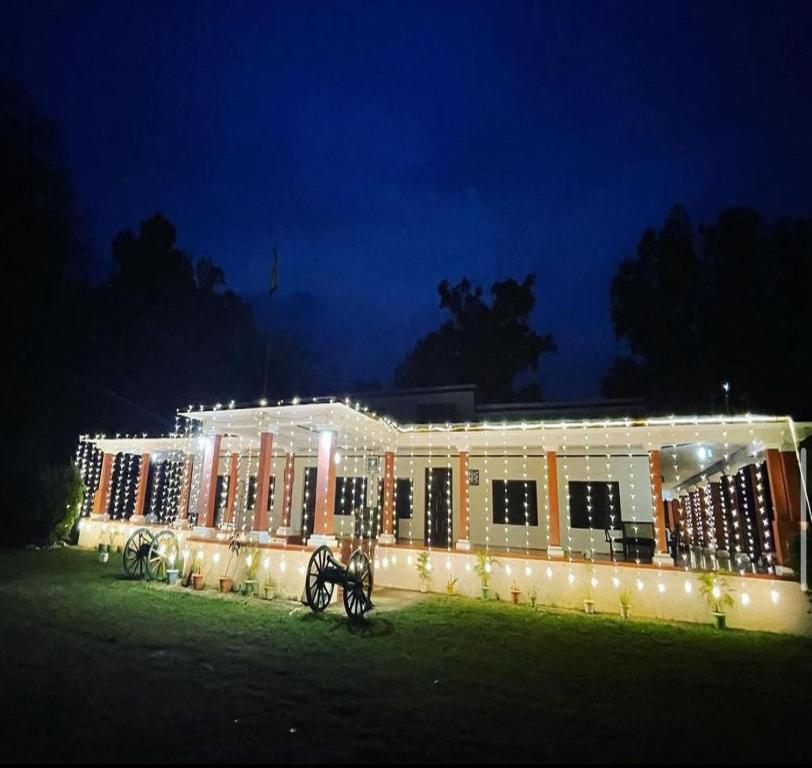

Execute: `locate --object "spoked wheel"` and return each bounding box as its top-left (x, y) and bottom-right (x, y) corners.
top-left (343, 549), bottom-right (374, 618)
top-left (146, 530), bottom-right (179, 582)
top-left (122, 527), bottom-right (154, 579)
top-left (304, 545), bottom-right (335, 612)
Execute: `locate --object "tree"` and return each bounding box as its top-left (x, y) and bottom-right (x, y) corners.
top-left (603, 205), bottom-right (812, 416)
top-left (394, 276), bottom-right (556, 402)
top-left (85, 213), bottom-right (269, 434)
top-left (0, 76), bottom-right (92, 544)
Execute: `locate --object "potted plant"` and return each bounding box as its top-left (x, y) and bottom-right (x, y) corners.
top-left (510, 579), bottom-right (521, 605)
top-left (618, 589), bottom-right (631, 619)
top-left (166, 551), bottom-right (179, 586)
top-left (191, 549), bottom-right (206, 590)
top-left (219, 537), bottom-right (241, 593)
top-left (110, 529), bottom-right (125, 554)
top-left (446, 574), bottom-right (458, 596)
top-left (241, 546), bottom-right (260, 596)
top-left (528, 583), bottom-right (538, 609)
top-left (262, 573), bottom-right (276, 600)
top-left (416, 551), bottom-right (431, 593)
top-left (473, 552), bottom-right (499, 600)
top-left (698, 570), bottom-right (734, 629)
top-left (98, 528), bottom-right (112, 563)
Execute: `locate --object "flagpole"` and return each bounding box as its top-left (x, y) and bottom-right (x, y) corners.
top-left (262, 246), bottom-right (278, 398)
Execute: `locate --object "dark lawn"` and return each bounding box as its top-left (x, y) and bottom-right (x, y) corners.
top-left (0, 547), bottom-right (810, 764)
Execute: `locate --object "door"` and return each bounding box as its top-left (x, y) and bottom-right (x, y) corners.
top-left (301, 467), bottom-right (317, 537)
top-left (424, 467), bottom-right (452, 547)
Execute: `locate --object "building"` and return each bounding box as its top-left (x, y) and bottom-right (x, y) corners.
top-left (75, 390), bottom-right (812, 633)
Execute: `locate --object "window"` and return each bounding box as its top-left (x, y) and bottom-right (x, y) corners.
top-left (246, 475), bottom-right (257, 510)
top-left (568, 481), bottom-right (622, 529)
top-left (491, 480), bottom-right (538, 526)
top-left (334, 476), bottom-right (367, 516)
top-left (267, 475), bottom-right (276, 512)
top-left (396, 478), bottom-right (412, 519)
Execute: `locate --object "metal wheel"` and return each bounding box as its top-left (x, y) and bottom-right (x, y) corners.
top-left (122, 527), bottom-right (154, 579)
top-left (343, 549), bottom-right (374, 618)
top-left (146, 530), bottom-right (179, 582)
top-left (305, 545), bottom-right (335, 612)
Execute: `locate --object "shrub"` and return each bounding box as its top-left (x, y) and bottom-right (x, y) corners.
top-left (41, 462), bottom-right (84, 546)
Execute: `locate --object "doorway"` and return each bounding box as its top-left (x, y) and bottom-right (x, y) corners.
top-left (424, 467), bottom-right (452, 547)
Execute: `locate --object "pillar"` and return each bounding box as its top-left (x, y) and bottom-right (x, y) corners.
top-left (765, 449), bottom-right (802, 568)
top-left (277, 452), bottom-right (296, 535)
top-left (92, 453), bottom-right (114, 518)
top-left (311, 430), bottom-right (337, 543)
top-left (196, 434), bottom-right (222, 530)
top-left (178, 457), bottom-right (194, 521)
top-left (131, 452), bottom-right (150, 521)
top-left (649, 449), bottom-right (672, 566)
top-left (456, 451), bottom-right (471, 550)
top-left (546, 451), bottom-right (563, 557)
top-left (225, 452), bottom-right (239, 525)
top-left (253, 432), bottom-right (275, 537)
top-left (379, 451), bottom-right (396, 544)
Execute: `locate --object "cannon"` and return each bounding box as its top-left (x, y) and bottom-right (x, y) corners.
top-left (122, 527), bottom-right (179, 581)
top-left (303, 545), bottom-right (374, 618)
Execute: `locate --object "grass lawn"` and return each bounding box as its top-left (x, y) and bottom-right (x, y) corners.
top-left (1, 547), bottom-right (810, 764)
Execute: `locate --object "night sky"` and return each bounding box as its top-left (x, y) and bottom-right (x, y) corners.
top-left (2, 0), bottom-right (810, 399)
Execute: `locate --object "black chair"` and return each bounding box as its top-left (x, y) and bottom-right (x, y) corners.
top-left (604, 526), bottom-right (624, 562)
top-left (621, 521), bottom-right (655, 562)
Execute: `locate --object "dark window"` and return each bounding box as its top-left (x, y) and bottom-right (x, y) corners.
top-left (491, 480), bottom-right (539, 526)
top-left (568, 481), bottom-right (622, 529)
top-left (246, 475), bottom-right (257, 510)
top-left (267, 475), bottom-right (276, 512)
top-left (334, 476), bottom-right (367, 516)
top-left (396, 478), bottom-right (412, 519)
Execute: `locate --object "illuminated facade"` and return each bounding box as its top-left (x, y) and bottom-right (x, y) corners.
top-left (75, 394), bottom-right (812, 633)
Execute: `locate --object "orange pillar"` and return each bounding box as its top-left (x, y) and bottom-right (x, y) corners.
top-left (381, 451), bottom-right (395, 536)
top-left (93, 453), bottom-right (114, 516)
top-left (178, 458), bottom-right (193, 520)
top-left (312, 430), bottom-right (337, 539)
top-left (280, 452), bottom-right (295, 529)
top-left (253, 433), bottom-right (275, 532)
top-left (649, 449), bottom-right (667, 553)
top-left (197, 434), bottom-right (222, 528)
top-left (132, 453), bottom-right (150, 519)
top-left (225, 452), bottom-right (239, 525)
top-left (546, 451), bottom-right (562, 555)
top-left (458, 451), bottom-right (470, 545)
top-left (765, 449), bottom-right (801, 567)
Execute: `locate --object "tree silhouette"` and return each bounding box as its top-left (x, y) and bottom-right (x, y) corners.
top-left (603, 204), bottom-right (812, 416)
top-left (394, 276), bottom-right (556, 402)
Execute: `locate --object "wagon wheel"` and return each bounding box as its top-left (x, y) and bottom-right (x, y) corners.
top-left (122, 527), bottom-right (154, 579)
top-left (343, 548), bottom-right (374, 618)
top-left (147, 530), bottom-right (179, 582)
top-left (304, 545), bottom-right (334, 612)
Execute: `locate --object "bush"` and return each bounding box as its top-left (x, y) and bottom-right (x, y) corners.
top-left (38, 462), bottom-right (84, 546)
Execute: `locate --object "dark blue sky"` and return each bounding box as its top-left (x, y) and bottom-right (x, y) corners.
top-left (2, 0), bottom-right (810, 398)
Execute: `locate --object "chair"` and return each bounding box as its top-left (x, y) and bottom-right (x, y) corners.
top-left (621, 521), bottom-right (656, 562)
top-left (604, 526), bottom-right (625, 562)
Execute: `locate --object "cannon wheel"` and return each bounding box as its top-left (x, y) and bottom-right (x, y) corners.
top-left (304, 545), bottom-right (335, 612)
top-left (343, 548), bottom-right (374, 618)
top-left (146, 530), bottom-right (179, 582)
top-left (122, 527), bottom-right (154, 579)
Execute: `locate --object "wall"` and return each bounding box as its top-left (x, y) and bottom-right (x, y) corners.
top-left (195, 447), bottom-right (659, 558)
top-left (78, 519), bottom-right (812, 636)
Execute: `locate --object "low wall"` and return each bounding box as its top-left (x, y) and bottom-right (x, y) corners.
top-left (78, 519), bottom-right (812, 636)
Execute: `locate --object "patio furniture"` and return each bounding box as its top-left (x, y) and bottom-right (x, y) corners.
top-left (604, 527), bottom-right (625, 562)
top-left (620, 521), bottom-right (656, 562)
